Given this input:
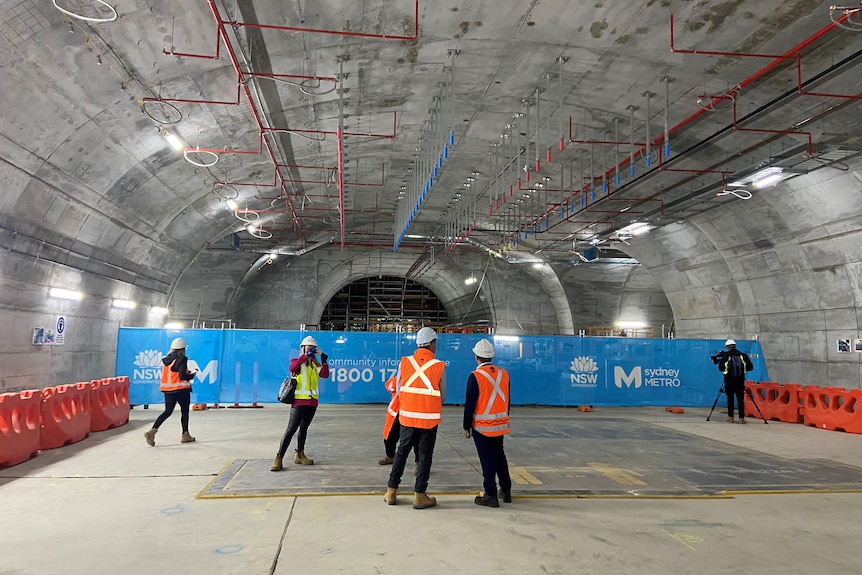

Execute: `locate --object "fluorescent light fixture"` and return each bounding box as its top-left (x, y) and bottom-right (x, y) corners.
top-left (247, 224), bottom-right (256, 233)
top-left (112, 299), bottom-right (137, 309)
top-left (163, 130), bottom-right (185, 151)
top-left (617, 222), bottom-right (653, 237)
top-left (164, 322), bottom-right (184, 329)
top-left (405, 234), bottom-right (426, 239)
top-left (464, 274), bottom-right (477, 285)
top-left (150, 306), bottom-right (169, 315)
top-left (617, 320), bottom-right (646, 329)
top-left (49, 288), bottom-right (82, 300)
top-left (494, 335), bottom-right (520, 342)
top-left (753, 172), bottom-right (784, 189)
top-left (532, 262), bottom-right (544, 269)
top-left (728, 166), bottom-right (783, 188)
top-left (226, 199), bottom-right (238, 210)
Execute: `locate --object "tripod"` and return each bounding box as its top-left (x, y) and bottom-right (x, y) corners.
top-left (706, 382), bottom-right (768, 424)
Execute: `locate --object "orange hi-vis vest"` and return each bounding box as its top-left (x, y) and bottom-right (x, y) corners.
top-left (160, 359), bottom-right (192, 392)
top-left (383, 376), bottom-right (399, 439)
top-left (397, 348), bottom-right (444, 429)
top-left (472, 363), bottom-right (510, 437)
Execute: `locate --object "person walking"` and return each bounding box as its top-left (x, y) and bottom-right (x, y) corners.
top-left (144, 337), bottom-right (197, 446)
top-left (718, 338), bottom-right (754, 423)
top-left (463, 339), bottom-right (512, 507)
top-left (271, 335), bottom-right (329, 471)
top-left (383, 327), bottom-right (446, 509)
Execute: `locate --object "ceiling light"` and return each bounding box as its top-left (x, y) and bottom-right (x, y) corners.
top-left (532, 262), bottom-right (544, 269)
top-left (49, 288), bottom-right (82, 300)
top-left (617, 222), bottom-right (653, 236)
top-left (728, 166), bottom-right (783, 188)
top-left (164, 322), bottom-right (184, 329)
top-left (226, 199), bottom-right (238, 210)
top-left (162, 130), bottom-right (185, 151)
top-left (464, 274), bottom-right (477, 285)
top-left (112, 299), bottom-right (137, 309)
top-left (753, 172), bottom-right (784, 189)
top-left (150, 307), bottom-right (169, 315)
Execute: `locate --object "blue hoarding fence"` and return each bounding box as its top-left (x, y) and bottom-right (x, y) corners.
top-left (116, 329), bottom-right (767, 408)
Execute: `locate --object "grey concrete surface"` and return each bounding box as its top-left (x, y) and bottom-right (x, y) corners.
top-left (2, 405), bottom-right (862, 575)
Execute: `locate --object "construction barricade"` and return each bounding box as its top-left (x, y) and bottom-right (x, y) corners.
top-left (801, 385), bottom-right (862, 434)
top-left (90, 377), bottom-right (130, 432)
top-left (0, 390), bottom-right (41, 467)
top-left (39, 383), bottom-right (91, 450)
top-left (744, 381), bottom-right (801, 423)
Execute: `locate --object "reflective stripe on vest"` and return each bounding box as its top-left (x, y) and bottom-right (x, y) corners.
top-left (472, 364), bottom-right (510, 436)
top-left (160, 359), bottom-right (191, 392)
top-left (383, 377), bottom-right (399, 439)
top-left (398, 349), bottom-right (444, 429)
top-left (295, 361), bottom-right (320, 400)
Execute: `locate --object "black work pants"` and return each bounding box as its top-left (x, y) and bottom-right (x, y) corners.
top-left (473, 430), bottom-right (512, 498)
top-left (388, 425), bottom-right (437, 493)
top-left (154, 388), bottom-right (192, 432)
top-left (384, 415), bottom-right (401, 458)
top-left (277, 404), bottom-right (317, 457)
top-left (725, 377), bottom-right (746, 419)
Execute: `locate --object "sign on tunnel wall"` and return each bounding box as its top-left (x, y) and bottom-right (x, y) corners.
top-left (116, 328), bottom-right (768, 407)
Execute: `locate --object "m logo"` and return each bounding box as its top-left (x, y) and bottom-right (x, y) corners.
top-left (614, 366), bottom-right (642, 389)
top-left (189, 360), bottom-right (219, 385)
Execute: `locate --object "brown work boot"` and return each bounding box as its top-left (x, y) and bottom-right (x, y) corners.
top-left (413, 492), bottom-right (437, 509)
top-left (383, 487), bottom-right (398, 505)
top-left (378, 456), bottom-right (395, 465)
top-left (270, 455), bottom-right (283, 472)
top-left (294, 450), bottom-right (314, 465)
top-left (180, 432), bottom-right (195, 443)
top-left (726, 416), bottom-right (734, 423)
top-left (144, 428), bottom-right (157, 446)
top-left (738, 418), bottom-right (746, 424)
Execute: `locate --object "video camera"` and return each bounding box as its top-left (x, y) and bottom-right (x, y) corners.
top-left (709, 349), bottom-right (728, 365)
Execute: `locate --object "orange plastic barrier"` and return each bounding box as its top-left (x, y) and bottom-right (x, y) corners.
top-left (0, 391), bottom-right (41, 467)
top-left (665, 406), bottom-right (685, 414)
top-left (801, 386), bottom-right (862, 433)
top-left (90, 377), bottom-right (130, 432)
top-left (744, 381), bottom-right (801, 423)
top-left (577, 405), bottom-right (592, 412)
top-left (39, 383), bottom-right (91, 450)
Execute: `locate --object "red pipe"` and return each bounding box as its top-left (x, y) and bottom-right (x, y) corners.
top-left (796, 53), bottom-right (862, 100)
top-left (731, 98), bottom-right (813, 156)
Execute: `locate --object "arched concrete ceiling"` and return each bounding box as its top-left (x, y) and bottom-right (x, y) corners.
top-left (4, 1), bottom-right (862, 289)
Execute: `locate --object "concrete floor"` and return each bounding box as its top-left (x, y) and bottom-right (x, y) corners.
top-left (2, 405), bottom-right (862, 575)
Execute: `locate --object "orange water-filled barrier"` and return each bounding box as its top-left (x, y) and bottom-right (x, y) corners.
top-left (665, 406), bottom-right (685, 414)
top-left (39, 383), bottom-right (91, 450)
top-left (744, 381), bottom-right (801, 423)
top-left (90, 377), bottom-right (130, 432)
top-left (0, 391), bottom-right (41, 467)
top-left (801, 386), bottom-right (862, 433)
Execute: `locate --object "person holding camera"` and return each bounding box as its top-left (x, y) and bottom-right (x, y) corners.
top-left (271, 335), bottom-right (329, 471)
top-left (716, 338), bottom-right (753, 423)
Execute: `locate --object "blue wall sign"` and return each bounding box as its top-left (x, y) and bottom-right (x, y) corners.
top-left (116, 329), bottom-right (767, 407)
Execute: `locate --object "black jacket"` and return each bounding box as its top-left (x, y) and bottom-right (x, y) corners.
top-left (162, 351), bottom-right (195, 381)
top-left (718, 348), bottom-right (753, 382)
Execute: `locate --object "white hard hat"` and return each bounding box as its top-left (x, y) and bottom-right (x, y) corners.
top-left (301, 335), bottom-right (318, 347)
top-left (415, 327), bottom-right (438, 346)
top-left (170, 337), bottom-right (187, 350)
top-left (725, 339), bottom-right (736, 346)
top-left (472, 339), bottom-right (495, 358)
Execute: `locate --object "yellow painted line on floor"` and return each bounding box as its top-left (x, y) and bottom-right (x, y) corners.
top-left (509, 465), bottom-right (543, 485)
top-left (587, 462), bottom-right (647, 486)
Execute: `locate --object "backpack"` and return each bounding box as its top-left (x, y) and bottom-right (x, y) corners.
top-left (727, 354), bottom-right (745, 378)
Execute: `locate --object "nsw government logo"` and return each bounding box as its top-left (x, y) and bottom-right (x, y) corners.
top-left (570, 356), bottom-right (599, 388)
top-left (133, 350), bottom-right (164, 383)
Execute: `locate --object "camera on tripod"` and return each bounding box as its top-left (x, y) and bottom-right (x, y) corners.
top-left (709, 349), bottom-right (728, 365)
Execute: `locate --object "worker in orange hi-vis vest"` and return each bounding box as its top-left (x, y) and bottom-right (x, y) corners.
top-left (144, 337), bottom-right (198, 447)
top-left (463, 338), bottom-right (512, 508)
top-left (383, 327), bottom-right (446, 510)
